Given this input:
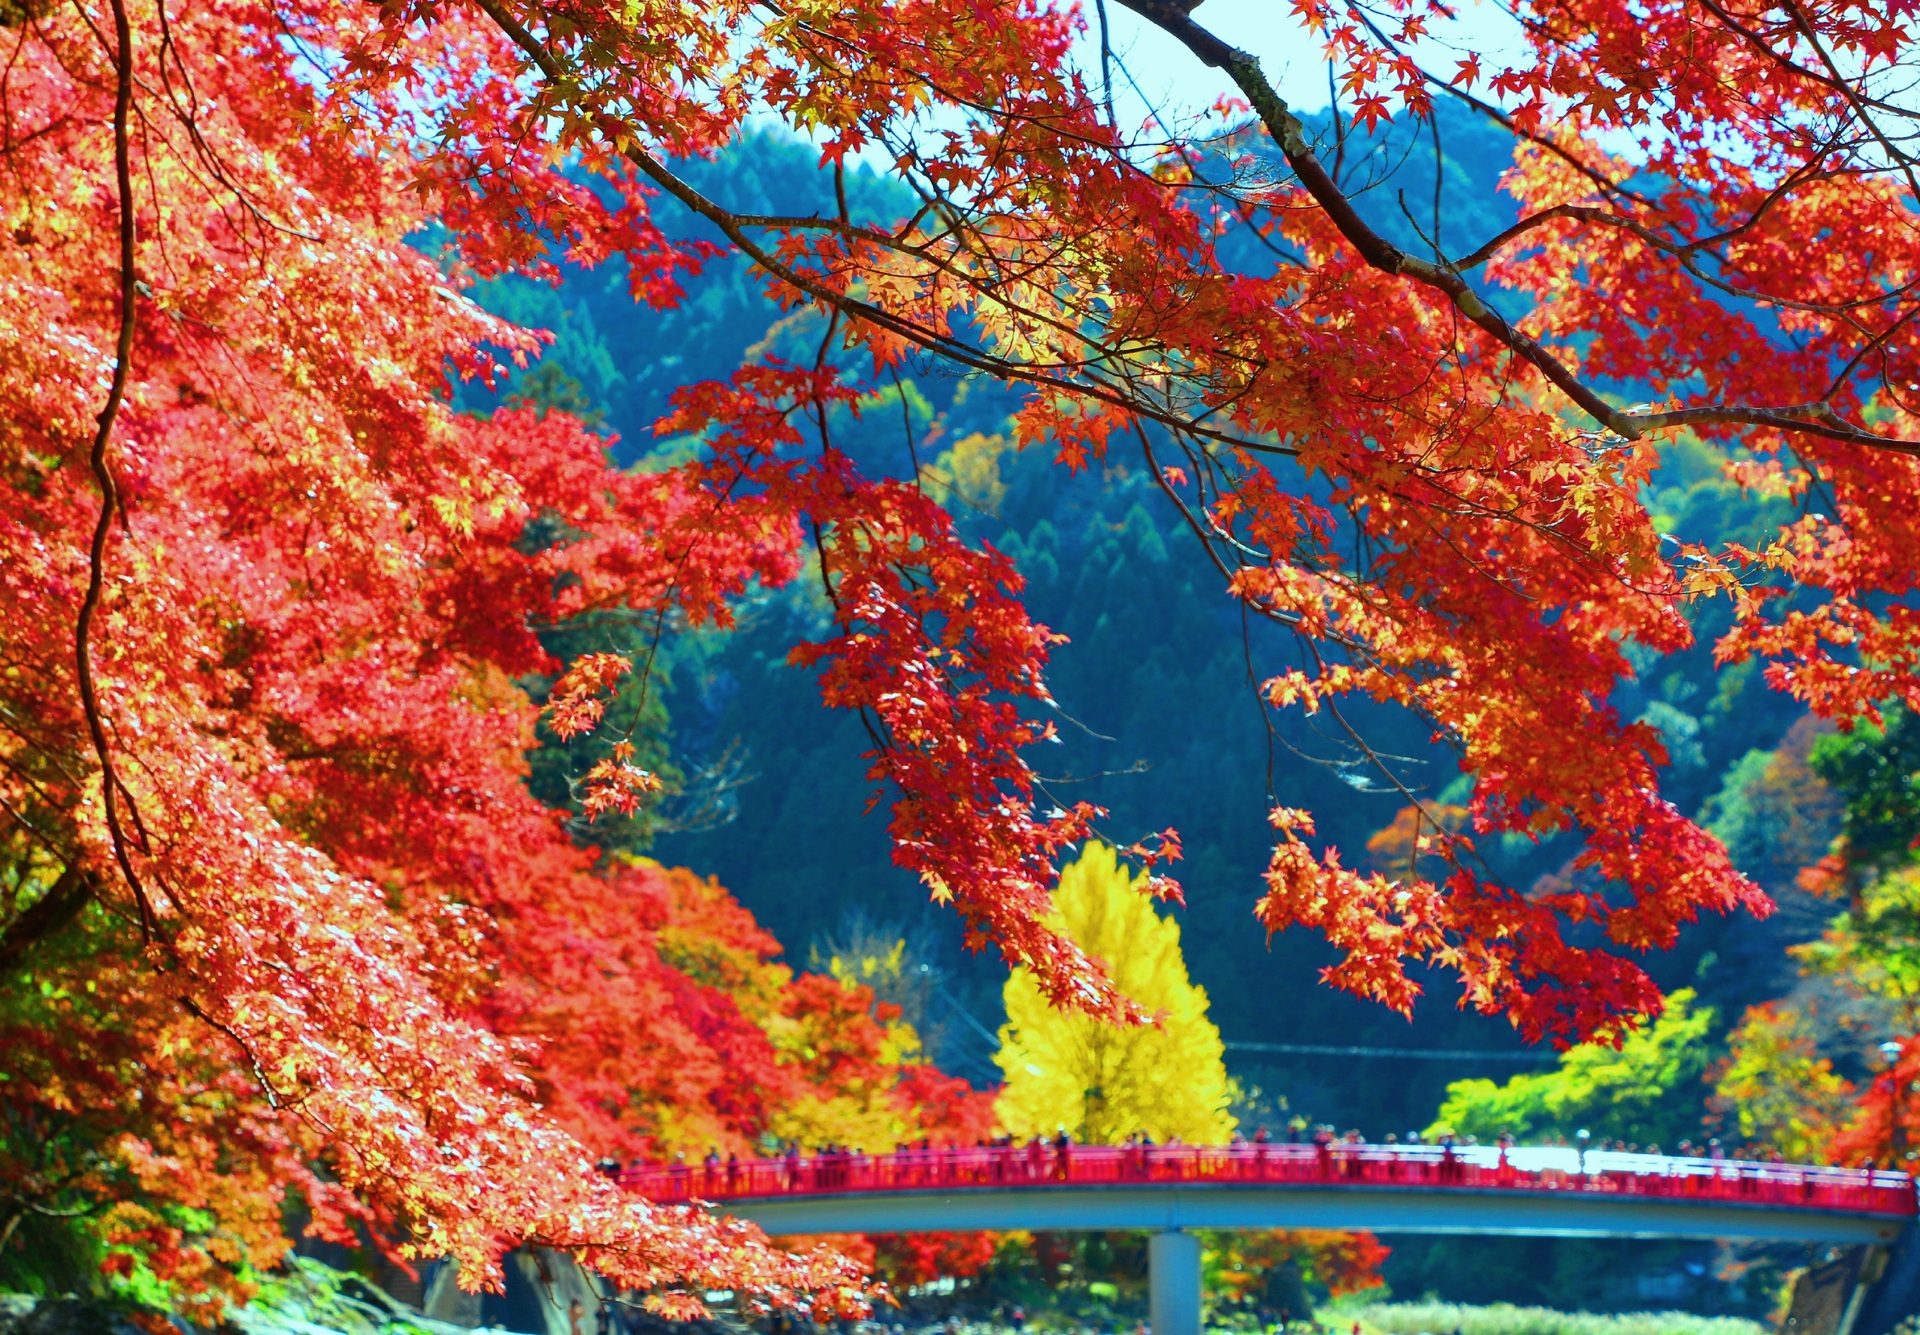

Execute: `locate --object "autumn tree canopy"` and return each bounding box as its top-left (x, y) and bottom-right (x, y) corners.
top-left (1712, 709), bottom-right (1920, 1168)
top-left (10, 0), bottom-right (1920, 1304)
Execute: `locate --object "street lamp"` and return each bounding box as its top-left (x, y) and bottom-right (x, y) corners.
top-left (1881, 1041), bottom-right (1907, 1164)
top-left (1576, 1128), bottom-right (1590, 1175)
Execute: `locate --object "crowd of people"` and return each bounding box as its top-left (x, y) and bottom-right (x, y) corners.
top-left (605, 1124), bottom-right (1904, 1212)
top-left (602, 1125), bottom-right (1827, 1195)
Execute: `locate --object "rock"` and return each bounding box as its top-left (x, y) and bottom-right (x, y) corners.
top-left (0, 1296), bottom-right (169, 1335)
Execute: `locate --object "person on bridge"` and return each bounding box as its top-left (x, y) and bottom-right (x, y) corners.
top-left (1343, 1133), bottom-right (1367, 1180)
top-left (1166, 1134), bottom-right (1185, 1180)
top-left (1052, 1128), bottom-right (1071, 1180)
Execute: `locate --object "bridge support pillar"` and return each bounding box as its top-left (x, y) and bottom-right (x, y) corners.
top-left (1149, 1230), bottom-right (1202, 1335)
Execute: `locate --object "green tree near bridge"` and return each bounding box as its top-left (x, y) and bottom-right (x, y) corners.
top-left (1430, 991), bottom-right (1717, 1148)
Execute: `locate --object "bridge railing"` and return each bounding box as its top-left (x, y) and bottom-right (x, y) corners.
top-left (618, 1144), bottom-right (1916, 1217)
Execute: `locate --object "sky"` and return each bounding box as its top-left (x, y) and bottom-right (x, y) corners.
top-left (1089, 0), bottom-right (1531, 125)
top-left (787, 0), bottom-right (1538, 186)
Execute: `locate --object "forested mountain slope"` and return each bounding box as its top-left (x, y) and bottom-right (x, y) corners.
top-left (474, 107), bottom-right (1837, 1135)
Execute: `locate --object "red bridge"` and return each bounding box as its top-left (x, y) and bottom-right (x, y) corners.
top-left (623, 1141), bottom-right (1913, 1234)
top-left (623, 1142), bottom-right (1914, 1335)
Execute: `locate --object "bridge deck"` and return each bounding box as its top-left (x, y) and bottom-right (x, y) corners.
top-left (619, 1144), bottom-right (1915, 1243)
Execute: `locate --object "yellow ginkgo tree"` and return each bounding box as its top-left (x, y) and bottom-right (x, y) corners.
top-left (995, 843), bottom-right (1235, 1144)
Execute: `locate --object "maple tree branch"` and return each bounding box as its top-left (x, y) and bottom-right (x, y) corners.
top-left (465, 0), bottom-right (1298, 462)
top-left (0, 864), bottom-right (96, 975)
top-left (1115, 0), bottom-right (1920, 459)
top-left (474, 0), bottom-right (1920, 464)
top-left (613, 138), bottom-right (1272, 446)
top-left (1135, 422), bottom-right (1311, 629)
top-left (1449, 197), bottom-right (1914, 323)
top-left (1778, 0), bottom-right (1920, 207)
top-left (147, 0), bottom-right (320, 245)
top-left (1825, 304), bottom-right (1920, 404)
top-left (1693, 0), bottom-right (1916, 121)
top-left (1140, 423), bottom-right (1473, 818)
top-left (74, 0), bottom-right (157, 937)
top-left (0, 796), bottom-right (64, 866)
top-left (177, 995), bottom-right (300, 1116)
top-left (1336, 5), bottom-right (1651, 212)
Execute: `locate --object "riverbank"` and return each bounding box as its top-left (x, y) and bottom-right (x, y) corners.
top-left (0, 1272), bottom-right (1778, 1335)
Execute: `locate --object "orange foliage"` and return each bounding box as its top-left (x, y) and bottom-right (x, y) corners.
top-left (1364, 805), bottom-right (1469, 879)
top-left (1710, 1002), bottom-right (1854, 1163)
top-left (1209, 1230), bottom-right (1390, 1301)
top-left (871, 1232), bottom-right (1001, 1288)
top-left (489, 858), bottom-right (991, 1161)
top-left (1827, 1035), bottom-right (1920, 1168)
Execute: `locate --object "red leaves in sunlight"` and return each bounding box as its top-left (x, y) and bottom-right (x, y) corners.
top-left (581, 744), bottom-right (666, 820)
top-left (492, 858), bottom-right (994, 1164)
top-left (547, 654), bottom-right (636, 739)
top-left (0, 9), bottom-right (957, 1296)
top-left (659, 367), bottom-right (1162, 1021)
top-left (872, 1232), bottom-right (999, 1288)
top-left (1261, 796), bottom-right (1763, 1046)
top-left (1828, 1035), bottom-right (1920, 1169)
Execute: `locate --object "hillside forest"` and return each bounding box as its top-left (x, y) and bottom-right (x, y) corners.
top-left (473, 112), bottom-right (1830, 1135)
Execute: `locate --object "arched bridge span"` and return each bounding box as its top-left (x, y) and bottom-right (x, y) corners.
top-left (622, 1143), bottom-right (1913, 1244)
top-left (621, 1145), bottom-right (1915, 1335)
